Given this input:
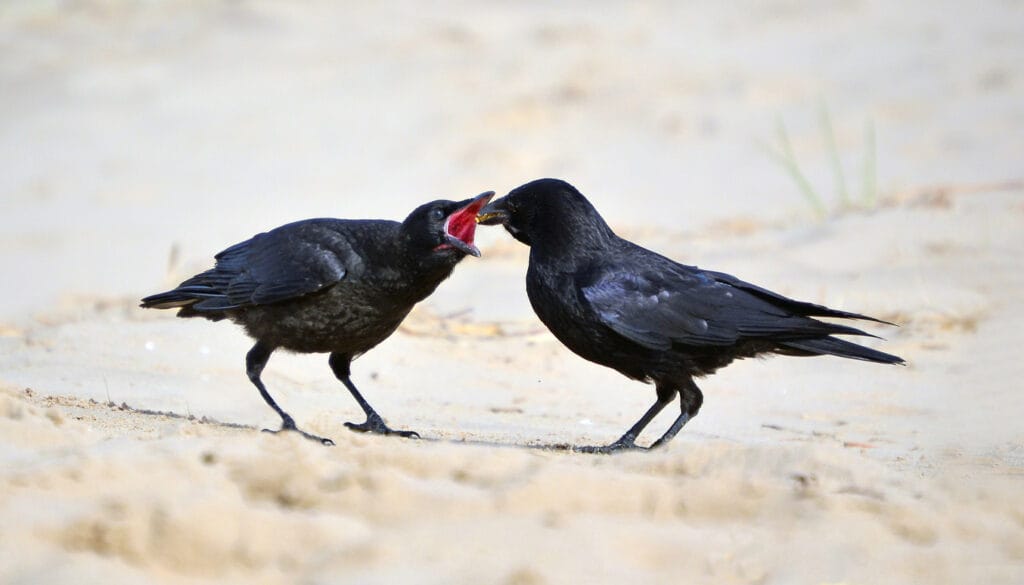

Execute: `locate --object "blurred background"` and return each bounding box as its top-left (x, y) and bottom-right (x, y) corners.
top-left (3, 3), bottom-right (1024, 584)
top-left (2, 0), bottom-right (1021, 320)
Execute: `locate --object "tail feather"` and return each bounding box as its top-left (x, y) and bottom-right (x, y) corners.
top-left (779, 336), bottom-right (905, 365)
top-left (140, 290), bottom-right (200, 310)
top-left (140, 284), bottom-right (233, 321)
top-left (807, 306), bottom-right (897, 327)
top-left (709, 271), bottom-right (899, 326)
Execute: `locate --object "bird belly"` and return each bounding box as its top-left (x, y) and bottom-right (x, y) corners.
top-left (234, 285), bottom-right (411, 355)
top-left (527, 274), bottom-right (656, 382)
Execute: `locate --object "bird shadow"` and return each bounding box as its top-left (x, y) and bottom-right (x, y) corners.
top-left (408, 433), bottom-right (649, 454)
top-left (99, 400), bottom-right (257, 431)
top-left (95, 401), bottom-right (644, 454)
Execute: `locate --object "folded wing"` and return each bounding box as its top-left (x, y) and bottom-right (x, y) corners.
top-left (141, 219), bottom-right (355, 313)
top-left (581, 258), bottom-right (878, 353)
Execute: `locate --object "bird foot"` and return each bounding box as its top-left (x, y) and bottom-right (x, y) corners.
top-left (262, 418), bottom-right (333, 446)
top-left (575, 435), bottom-right (646, 454)
top-left (262, 419), bottom-right (335, 446)
top-left (344, 414), bottom-right (420, 439)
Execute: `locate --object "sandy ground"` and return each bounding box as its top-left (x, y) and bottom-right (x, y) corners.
top-left (2, 1), bottom-right (1023, 584)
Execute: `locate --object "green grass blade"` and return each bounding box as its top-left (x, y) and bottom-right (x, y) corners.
top-left (763, 117), bottom-right (826, 218)
top-left (819, 100), bottom-right (849, 207)
top-left (862, 119), bottom-right (877, 207)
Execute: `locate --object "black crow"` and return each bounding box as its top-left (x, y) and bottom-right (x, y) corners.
top-left (142, 191), bottom-right (494, 445)
top-left (478, 178), bottom-right (903, 452)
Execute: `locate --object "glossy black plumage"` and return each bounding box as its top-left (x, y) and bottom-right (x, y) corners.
top-left (142, 192), bottom-right (493, 444)
top-left (478, 179), bottom-right (903, 452)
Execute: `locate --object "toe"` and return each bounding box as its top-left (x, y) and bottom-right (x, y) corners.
top-left (576, 441), bottom-right (645, 454)
top-left (343, 420), bottom-right (418, 438)
top-left (343, 421), bottom-right (371, 433)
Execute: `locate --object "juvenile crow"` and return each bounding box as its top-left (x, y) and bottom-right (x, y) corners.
top-left (478, 179), bottom-right (903, 452)
top-left (142, 191), bottom-right (494, 445)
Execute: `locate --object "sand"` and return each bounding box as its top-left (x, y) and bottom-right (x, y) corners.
top-left (2, 2), bottom-right (1023, 584)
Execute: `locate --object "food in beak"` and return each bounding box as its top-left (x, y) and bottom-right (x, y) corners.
top-left (475, 198), bottom-right (510, 226)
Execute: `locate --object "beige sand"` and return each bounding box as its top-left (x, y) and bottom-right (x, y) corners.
top-left (2, 2), bottom-right (1023, 584)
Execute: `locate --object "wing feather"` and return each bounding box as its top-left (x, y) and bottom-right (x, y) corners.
top-left (164, 220), bottom-right (355, 312)
top-left (581, 256), bottom-right (874, 350)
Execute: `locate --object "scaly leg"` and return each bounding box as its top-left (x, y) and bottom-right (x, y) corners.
top-left (329, 353), bottom-right (419, 439)
top-left (649, 379), bottom-right (704, 449)
top-left (577, 385), bottom-right (678, 453)
top-left (247, 342), bottom-right (334, 445)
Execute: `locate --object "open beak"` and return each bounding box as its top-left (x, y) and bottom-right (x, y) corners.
top-left (443, 191), bottom-right (494, 257)
top-left (476, 196), bottom-right (510, 226)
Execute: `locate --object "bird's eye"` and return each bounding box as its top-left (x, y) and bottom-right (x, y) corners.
top-left (430, 208), bottom-right (445, 221)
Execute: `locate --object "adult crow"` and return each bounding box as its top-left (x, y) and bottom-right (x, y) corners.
top-left (477, 179), bottom-right (902, 452)
top-left (142, 191), bottom-right (494, 445)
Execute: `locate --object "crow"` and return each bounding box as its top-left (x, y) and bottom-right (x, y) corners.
top-left (142, 191), bottom-right (494, 445)
top-left (477, 178), bottom-right (903, 452)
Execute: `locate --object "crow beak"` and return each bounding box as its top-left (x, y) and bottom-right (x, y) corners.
top-left (443, 191), bottom-right (494, 257)
top-left (476, 196), bottom-right (510, 226)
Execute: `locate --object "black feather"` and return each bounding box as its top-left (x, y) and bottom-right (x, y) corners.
top-left (478, 178), bottom-right (904, 451)
top-left (139, 192), bottom-right (495, 443)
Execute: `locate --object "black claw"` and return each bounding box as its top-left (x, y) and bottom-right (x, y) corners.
top-left (262, 424), bottom-right (335, 446)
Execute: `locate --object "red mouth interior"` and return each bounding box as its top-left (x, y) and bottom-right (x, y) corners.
top-left (445, 197), bottom-right (489, 245)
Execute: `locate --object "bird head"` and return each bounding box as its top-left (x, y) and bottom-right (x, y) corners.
top-left (402, 191), bottom-right (495, 258)
top-left (476, 178), bottom-right (611, 249)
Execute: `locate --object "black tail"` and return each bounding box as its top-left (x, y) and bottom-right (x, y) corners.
top-left (779, 336), bottom-right (904, 365)
top-left (140, 282), bottom-right (232, 321)
top-left (709, 271), bottom-right (899, 326)
top-left (140, 289), bottom-right (198, 309)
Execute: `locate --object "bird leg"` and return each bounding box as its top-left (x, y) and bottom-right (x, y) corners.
top-left (246, 342), bottom-right (335, 446)
top-left (329, 353), bottom-right (420, 439)
top-left (577, 386), bottom-right (678, 454)
top-left (649, 379), bottom-right (704, 449)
